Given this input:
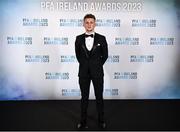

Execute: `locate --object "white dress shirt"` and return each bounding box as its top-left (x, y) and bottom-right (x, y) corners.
top-left (85, 32), bottom-right (95, 51)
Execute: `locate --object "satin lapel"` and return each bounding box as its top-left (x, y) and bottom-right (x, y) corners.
top-left (81, 34), bottom-right (89, 58)
top-left (91, 33), bottom-right (98, 54)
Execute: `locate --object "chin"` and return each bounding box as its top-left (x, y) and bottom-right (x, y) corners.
top-left (87, 30), bottom-right (93, 32)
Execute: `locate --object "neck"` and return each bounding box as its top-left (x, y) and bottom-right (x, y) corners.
top-left (86, 31), bottom-right (95, 34)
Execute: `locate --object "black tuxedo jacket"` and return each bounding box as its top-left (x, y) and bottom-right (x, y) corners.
top-left (75, 33), bottom-right (108, 78)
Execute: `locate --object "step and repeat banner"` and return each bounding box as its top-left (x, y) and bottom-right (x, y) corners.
top-left (0, 0), bottom-right (180, 100)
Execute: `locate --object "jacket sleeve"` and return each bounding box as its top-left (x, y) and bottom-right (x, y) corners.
top-left (101, 36), bottom-right (108, 65)
top-left (75, 36), bottom-right (81, 63)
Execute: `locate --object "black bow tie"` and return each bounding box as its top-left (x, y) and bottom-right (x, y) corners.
top-left (85, 34), bottom-right (94, 38)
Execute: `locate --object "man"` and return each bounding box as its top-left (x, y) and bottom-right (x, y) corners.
top-left (75, 14), bottom-right (108, 129)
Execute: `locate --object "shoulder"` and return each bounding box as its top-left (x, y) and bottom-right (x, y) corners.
top-left (76, 33), bottom-right (85, 39)
top-left (95, 33), bottom-right (106, 39)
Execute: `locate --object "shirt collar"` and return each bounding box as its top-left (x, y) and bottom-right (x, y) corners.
top-left (85, 31), bottom-right (95, 35)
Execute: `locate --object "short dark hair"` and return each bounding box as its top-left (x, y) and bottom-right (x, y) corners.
top-left (83, 14), bottom-right (96, 21)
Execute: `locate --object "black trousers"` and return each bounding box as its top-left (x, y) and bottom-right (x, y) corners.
top-left (79, 76), bottom-right (104, 124)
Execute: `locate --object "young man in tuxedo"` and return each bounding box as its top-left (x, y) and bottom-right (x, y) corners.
top-left (75, 14), bottom-right (108, 129)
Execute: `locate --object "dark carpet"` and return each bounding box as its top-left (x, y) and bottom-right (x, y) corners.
top-left (0, 100), bottom-right (180, 131)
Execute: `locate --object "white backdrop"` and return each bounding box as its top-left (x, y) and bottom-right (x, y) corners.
top-left (0, 0), bottom-right (180, 100)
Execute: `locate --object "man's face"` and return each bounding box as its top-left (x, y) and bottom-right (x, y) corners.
top-left (83, 18), bottom-right (96, 33)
